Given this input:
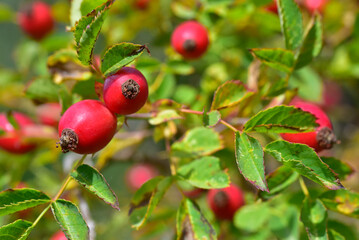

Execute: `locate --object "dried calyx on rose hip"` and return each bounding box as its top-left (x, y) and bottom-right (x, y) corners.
top-left (57, 100), bottom-right (117, 154)
top-left (0, 112), bottom-right (37, 154)
top-left (171, 20), bottom-right (209, 59)
top-left (280, 100), bottom-right (339, 152)
top-left (103, 67), bottom-right (148, 115)
top-left (207, 184), bottom-right (245, 220)
top-left (17, 1), bottom-right (54, 40)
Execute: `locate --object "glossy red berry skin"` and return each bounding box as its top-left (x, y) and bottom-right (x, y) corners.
top-left (125, 163), bottom-right (158, 191)
top-left (17, 1), bottom-right (54, 40)
top-left (103, 67), bottom-right (148, 115)
top-left (171, 21), bottom-right (209, 59)
top-left (304, 0), bottom-right (327, 13)
top-left (50, 231), bottom-right (67, 240)
top-left (37, 103), bottom-right (61, 127)
top-left (0, 112), bottom-right (36, 154)
top-left (58, 100), bottom-right (117, 154)
top-left (280, 101), bottom-right (336, 152)
top-left (207, 184), bottom-right (245, 220)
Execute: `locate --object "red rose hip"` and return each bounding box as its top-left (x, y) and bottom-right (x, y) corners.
top-left (58, 100), bottom-right (117, 154)
top-left (280, 101), bottom-right (337, 152)
top-left (207, 184), bottom-right (245, 220)
top-left (36, 103), bottom-right (61, 127)
top-left (171, 21), bottom-right (209, 59)
top-left (103, 67), bottom-right (148, 115)
top-left (304, 0), bottom-right (327, 13)
top-left (50, 231), bottom-right (67, 240)
top-left (17, 1), bottom-right (54, 40)
top-left (125, 163), bottom-right (158, 191)
top-left (0, 112), bottom-right (36, 154)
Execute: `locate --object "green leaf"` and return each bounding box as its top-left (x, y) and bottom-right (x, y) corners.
top-left (250, 48), bottom-right (295, 73)
top-left (77, 11), bottom-right (107, 65)
top-left (71, 164), bottom-right (119, 210)
top-left (321, 157), bottom-right (353, 180)
top-left (320, 189), bottom-right (359, 218)
top-left (171, 127), bottom-right (223, 159)
top-left (149, 73), bottom-right (176, 102)
top-left (148, 109), bottom-right (183, 125)
top-left (278, 0), bottom-right (303, 50)
top-left (259, 166), bottom-right (299, 200)
top-left (70, 0), bottom-right (83, 26)
top-left (290, 67), bottom-right (322, 102)
top-left (0, 3), bottom-right (14, 22)
top-left (265, 141), bottom-right (343, 190)
top-left (47, 49), bottom-right (92, 84)
top-left (234, 203), bottom-right (270, 232)
top-left (173, 85), bottom-right (197, 105)
top-left (295, 14), bottom-right (323, 69)
top-left (327, 220), bottom-right (358, 240)
top-left (25, 77), bottom-right (61, 102)
top-left (301, 198), bottom-right (329, 240)
top-left (235, 132), bottom-right (268, 192)
top-left (0, 188), bottom-right (50, 216)
top-left (243, 105), bottom-right (318, 133)
top-left (73, 0), bottom-right (114, 66)
top-left (80, 0), bottom-right (108, 15)
top-left (129, 176), bottom-right (173, 229)
top-left (177, 198), bottom-right (216, 240)
top-left (51, 199), bottom-right (89, 240)
top-left (210, 80), bottom-right (254, 110)
top-left (203, 110), bottom-right (221, 127)
top-left (101, 43), bottom-right (148, 77)
top-left (166, 60), bottom-right (195, 75)
top-left (5, 112), bottom-right (20, 130)
top-left (329, 230), bottom-right (345, 240)
top-left (177, 156), bottom-right (230, 189)
top-left (0, 219), bottom-right (32, 240)
top-left (269, 205), bottom-right (300, 240)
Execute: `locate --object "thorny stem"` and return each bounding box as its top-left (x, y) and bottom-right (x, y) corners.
top-left (299, 176), bottom-right (309, 197)
top-left (29, 154), bottom-right (88, 231)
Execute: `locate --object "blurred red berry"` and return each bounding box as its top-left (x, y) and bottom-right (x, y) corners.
top-left (304, 0), bottom-right (327, 13)
top-left (207, 184), bottom-right (245, 220)
top-left (0, 112), bottom-right (37, 154)
top-left (18, 1), bottom-right (54, 40)
top-left (125, 163), bottom-right (158, 191)
top-left (37, 103), bottom-right (61, 127)
top-left (171, 21), bottom-right (209, 59)
top-left (50, 231), bottom-right (67, 240)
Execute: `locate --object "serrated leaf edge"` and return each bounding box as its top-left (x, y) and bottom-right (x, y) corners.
top-left (51, 199), bottom-right (89, 240)
top-left (265, 141), bottom-right (343, 190)
top-left (235, 132), bottom-right (269, 192)
top-left (71, 164), bottom-right (120, 210)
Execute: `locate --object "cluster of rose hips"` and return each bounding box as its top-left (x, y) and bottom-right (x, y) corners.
top-left (58, 67), bottom-right (148, 154)
top-left (9, 0), bottom-right (338, 227)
